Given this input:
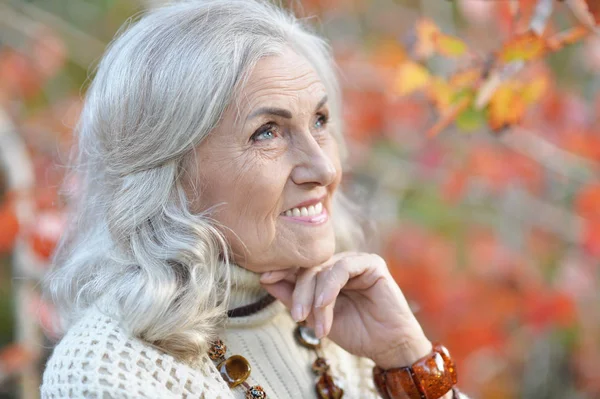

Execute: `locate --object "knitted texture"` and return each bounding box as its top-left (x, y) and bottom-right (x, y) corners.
top-left (41, 265), bottom-right (470, 398)
top-left (41, 305), bottom-right (234, 399)
top-left (41, 301), bottom-right (383, 398)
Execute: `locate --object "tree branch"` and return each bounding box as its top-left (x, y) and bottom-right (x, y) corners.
top-left (500, 126), bottom-right (600, 184)
top-left (530, 0), bottom-right (554, 35)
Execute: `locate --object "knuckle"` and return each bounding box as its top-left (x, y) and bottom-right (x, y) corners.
top-left (335, 257), bottom-right (352, 271)
top-left (370, 253), bottom-right (388, 271)
top-left (297, 268), bottom-right (317, 283)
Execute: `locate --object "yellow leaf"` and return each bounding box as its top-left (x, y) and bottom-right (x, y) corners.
top-left (435, 34), bottom-right (468, 57)
top-left (521, 76), bottom-right (548, 104)
top-left (499, 32), bottom-right (546, 62)
top-left (394, 61), bottom-right (431, 96)
top-left (488, 83), bottom-right (526, 130)
top-left (449, 69), bottom-right (481, 90)
top-left (370, 38), bottom-right (407, 69)
top-left (427, 77), bottom-right (454, 112)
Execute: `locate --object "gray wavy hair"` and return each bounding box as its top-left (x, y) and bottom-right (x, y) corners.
top-left (43, 0), bottom-right (365, 363)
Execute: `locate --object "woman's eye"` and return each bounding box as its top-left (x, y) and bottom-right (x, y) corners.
top-left (251, 123), bottom-right (278, 142)
top-left (314, 113), bottom-right (328, 129)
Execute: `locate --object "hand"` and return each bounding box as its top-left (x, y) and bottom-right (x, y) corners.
top-left (259, 252), bottom-right (433, 369)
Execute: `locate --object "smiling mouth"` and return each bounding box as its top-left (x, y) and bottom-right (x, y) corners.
top-left (280, 201), bottom-right (324, 217)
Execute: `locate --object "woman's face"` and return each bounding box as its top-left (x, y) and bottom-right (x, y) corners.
top-left (188, 48), bottom-right (342, 273)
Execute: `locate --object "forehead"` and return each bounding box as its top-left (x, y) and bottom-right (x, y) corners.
top-left (236, 49), bottom-right (327, 112)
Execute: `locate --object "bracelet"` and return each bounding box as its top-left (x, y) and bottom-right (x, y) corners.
top-left (372, 343), bottom-right (458, 399)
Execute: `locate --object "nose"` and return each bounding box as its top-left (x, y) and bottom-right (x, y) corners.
top-left (290, 137), bottom-right (337, 187)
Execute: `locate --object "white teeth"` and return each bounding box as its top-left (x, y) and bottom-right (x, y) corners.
top-left (283, 201), bottom-right (325, 217)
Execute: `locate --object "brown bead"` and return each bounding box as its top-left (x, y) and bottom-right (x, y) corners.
top-left (372, 366), bottom-right (392, 399)
top-left (218, 355), bottom-right (252, 388)
top-left (246, 385), bottom-right (267, 399)
top-left (372, 343), bottom-right (458, 399)
top-left (208, 339), bottom-right (227, 361)
top-left (315, 372), bottom-right (344, 399)
top-left (434, 343), bottom-right (458, 385)
top-left (412, 350), bottom-right (454, 399)
top-left (373, 365), bottom-right (416, 399)
top-left (294, 324), bottom-right (321, 349)
top-left (312, 357), bottom-right (330, 375)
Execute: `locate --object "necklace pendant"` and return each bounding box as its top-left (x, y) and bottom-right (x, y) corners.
top-left (217, 355), bottom-right (252, 388)
top-left (294, 324), bottom-right (321, 349)
top-left (315, 372), bottom-right (344, 399)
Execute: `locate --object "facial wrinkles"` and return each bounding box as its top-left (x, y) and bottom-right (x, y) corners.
top-left (192, 50), bottom-right (340, 271)
top-left (232, 64), bottom-right (326, 191)
top-left (242, 69), bottom-right (323, 125)
top-left (242, 67), bottom-right (317, 101)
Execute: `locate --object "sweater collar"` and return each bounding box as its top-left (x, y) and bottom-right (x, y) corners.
top-left (228, 262), bottom-right (271, 310)
top-left (226, 263), bottom-right (286, 327)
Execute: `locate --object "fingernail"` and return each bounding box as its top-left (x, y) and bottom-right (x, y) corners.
top-left (316, 294), bottom-right (324, 308)
top-left (260, 272), bottom-right (272, 282)
top-left (292, 304), bottom-right (304, 322)
top-left (315, 322), bottom-right (324, 339)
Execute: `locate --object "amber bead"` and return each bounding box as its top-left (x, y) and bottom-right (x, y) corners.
top-left (312, 357), bottom-right (330, 375)
top-left (315, 372), bottom-right (344, 399)
top-left (218, 355), bottom-right (252, 388)
top-left (208, 339), bottom-right (227, 361)
top-left (294, 324), bottom-right (321, 349)
top-left (435, 344), bottom-right (458, 385)
top-left (412, 347), bottom-right (455, 399)
top-left (372, 343), bottom-right (457, 399)
top-left (246, 385), bottom-right (267, 399)
top-left (373, 366), bottom-right (417, 399)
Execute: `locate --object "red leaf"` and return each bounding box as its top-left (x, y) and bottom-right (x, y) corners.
top-left (0, 199), bottom-right (19, 253)
top-left (28, 211), bottom-right (65, 260)
top-left (575, 184), bottom-right (600, 221)
top-left (0, 344), bottom-right (35, 374)
top-left (584, 0), bottom-right (600, 24)
top-left (582, 221), bottom-right (600, 259)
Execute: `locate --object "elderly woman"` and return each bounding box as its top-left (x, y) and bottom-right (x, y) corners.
top-left (40, 1), bottom-right (468, 398)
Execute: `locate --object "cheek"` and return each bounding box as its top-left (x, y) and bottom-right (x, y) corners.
top-left (219, 158), bottom-right (289, 225)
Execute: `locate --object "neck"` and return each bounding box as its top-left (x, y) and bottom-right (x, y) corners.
top-left (228, 263), bottom-right (270, 310)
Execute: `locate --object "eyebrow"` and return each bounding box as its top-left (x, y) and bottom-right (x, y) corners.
top-left (247, 95), bottom-right (328, 121)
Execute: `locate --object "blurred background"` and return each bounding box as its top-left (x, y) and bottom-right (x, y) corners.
top-left (1, 0), bottom-right (599, 398)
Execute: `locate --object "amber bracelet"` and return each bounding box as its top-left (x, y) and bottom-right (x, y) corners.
top-left (373, 343), bottom-right (458, 399)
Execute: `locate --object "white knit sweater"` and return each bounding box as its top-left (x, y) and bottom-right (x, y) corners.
top-left (40, 265), bottom-right (468, 398)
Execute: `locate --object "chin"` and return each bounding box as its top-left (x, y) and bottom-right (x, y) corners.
top-left (293, 242), bottom-right (336, 269)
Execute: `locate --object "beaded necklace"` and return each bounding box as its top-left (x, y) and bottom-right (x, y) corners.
top-left (208, 294), bottom-right (344, 399)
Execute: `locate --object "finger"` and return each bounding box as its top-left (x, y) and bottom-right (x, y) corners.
top-left (261, 280), bottom-right (294, 308)
top-left (313, 263), bottom-right (348, 310)
top-left (314, 296), bottom-right (336, 339)
top-left (314, 254), bottom-right (382, 308)
top-left (291, 268), bottom-right (318, 322)
top-left (313, 251), bottom-right (352, 269)
top-left (259, 267), bottom-right (298, 284)
top-left (342, 254), bottom-right (390, 291)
